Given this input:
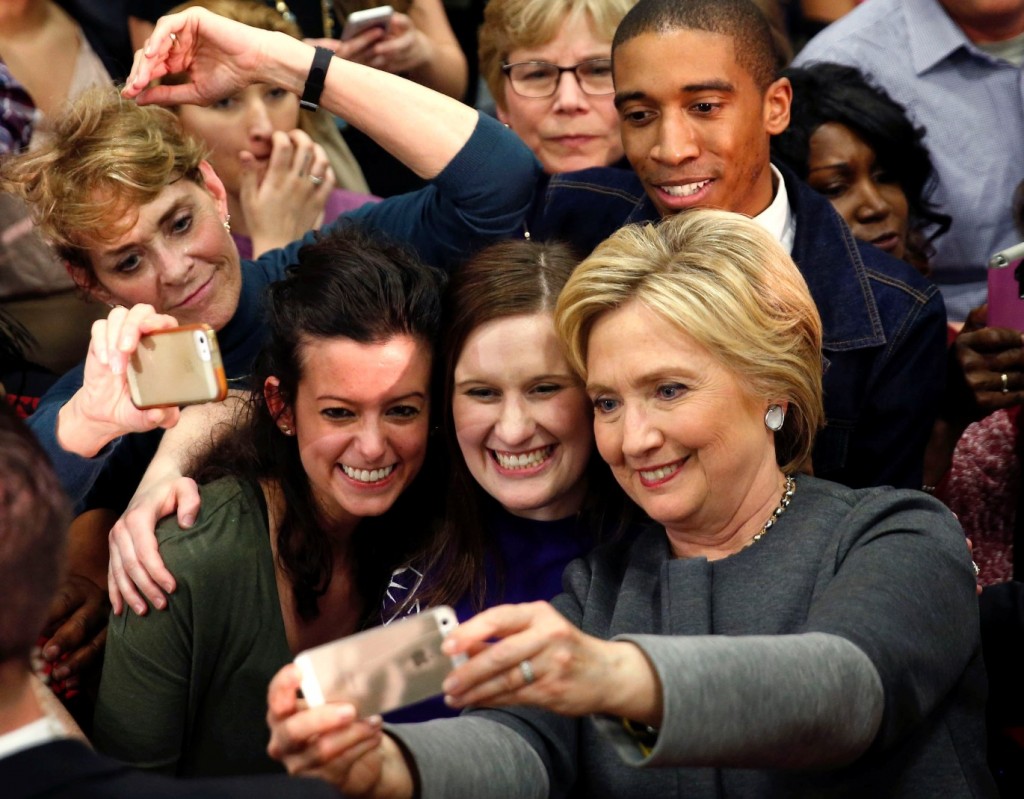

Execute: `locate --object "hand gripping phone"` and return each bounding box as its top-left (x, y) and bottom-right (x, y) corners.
top-left (127, 324), bottom-right (228, 409)
top-left (340, 5), bottom-right (394, 41)
top-left (295, 606), bottom-right (465, 717)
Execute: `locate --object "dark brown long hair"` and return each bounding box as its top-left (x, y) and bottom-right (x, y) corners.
top-left (412, 239), bottom-right (630, 612)
top-left (193, 226), bottom-right (445, 622)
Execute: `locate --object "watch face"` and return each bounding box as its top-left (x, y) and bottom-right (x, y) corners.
top-left (301, 46), bottom-right (334, 111)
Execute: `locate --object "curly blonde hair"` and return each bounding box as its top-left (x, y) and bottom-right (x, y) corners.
top-left (0, 86), bottom-right (207, 284)
top-left (555, 209), bottom-right (824, 473)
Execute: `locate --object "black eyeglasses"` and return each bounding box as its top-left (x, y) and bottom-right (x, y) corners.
top-left (501, 58), bottom-right (614, 98)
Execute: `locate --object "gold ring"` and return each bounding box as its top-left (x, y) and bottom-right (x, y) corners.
top-left (1001, 373), bottom-right (1010, 393)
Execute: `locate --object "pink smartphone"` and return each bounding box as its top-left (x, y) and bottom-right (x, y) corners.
top-left (294, 606), bottom-right (465, 717)
top-left (988, 242), bottom-right (1024, 331)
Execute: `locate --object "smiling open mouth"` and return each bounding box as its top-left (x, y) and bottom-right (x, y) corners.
top-left (661, 179), bottom-right (712, 197)
top-left (341, 464), bottom-right (396, 484)
top-left (639, 461), bottom-right (683, 484)
top-left (490, 445), bottom-right (554, 471)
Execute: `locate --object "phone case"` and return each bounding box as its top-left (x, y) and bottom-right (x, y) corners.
top-left (341, 5), bottom-right (393, 40)
top-left (988, 254), bottom-right (1024, 332)
top-left (126, 324), bottom-right (228, 409)
top-left (295, 606), bottom-right (464, 717)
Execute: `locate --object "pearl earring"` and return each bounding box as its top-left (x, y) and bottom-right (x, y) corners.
top-left (764, 404), bottom-right (785, 432)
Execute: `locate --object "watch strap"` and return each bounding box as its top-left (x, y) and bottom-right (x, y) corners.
top-left (300, 46), bottom-right (334, 112)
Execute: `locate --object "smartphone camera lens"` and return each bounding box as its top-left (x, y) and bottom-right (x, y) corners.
top-left (194, 330), bottom-right (212, 362)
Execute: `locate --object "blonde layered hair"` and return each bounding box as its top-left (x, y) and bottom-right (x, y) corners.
top-left (169, 0), bottom-right (370, 194)
top-left (0, 86), bottom-right (207, 284)
top-left (555, 209), bottom-right (824, 473)
top-left (479, 0), bottom-right (636, 111)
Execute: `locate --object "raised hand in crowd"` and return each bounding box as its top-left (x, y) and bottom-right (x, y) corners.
top-left (950, 305), bottom-right (1024, 416)
top-left (57, 304), bottom-right (181, 458)
top-left (238, 128), bottom-right (336, 257)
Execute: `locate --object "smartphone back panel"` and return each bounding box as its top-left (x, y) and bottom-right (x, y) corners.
top-left (127, 324), bottom-right (228, 409)
top-left (295, 606), bottom-right (462, 717)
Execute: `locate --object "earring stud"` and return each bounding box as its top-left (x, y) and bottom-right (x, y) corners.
top-left (764, 404), bottom-right (785, 432)
top-left (223, 213), bottom-right (231, 233)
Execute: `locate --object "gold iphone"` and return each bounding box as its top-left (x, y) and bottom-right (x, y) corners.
top-left (127, 324), bottom-right (228, 409)
top-left (295, 606), bottom-right (465, 717)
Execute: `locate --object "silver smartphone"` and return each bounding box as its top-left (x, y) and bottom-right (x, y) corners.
top-left (126, 324), bottom-right (228, 409)
top-left (295, 606), bottom-right (465, 717)
top-left (340, 5), bottom-right (393, 41)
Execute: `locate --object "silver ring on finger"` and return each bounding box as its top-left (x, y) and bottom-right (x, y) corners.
top-left (1001, 372), bottom-right (1010, 393)
top-left (308, 174), bottom-right (324, 186)
top-left (519, 659), bottom-right (535, 686)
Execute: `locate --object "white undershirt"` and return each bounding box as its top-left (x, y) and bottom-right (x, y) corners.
top-left (753, 164), bottom-right (796, 254)
top-left (0, 716), bottom-right (67, 761)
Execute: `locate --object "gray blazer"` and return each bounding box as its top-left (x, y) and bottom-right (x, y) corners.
top-left (391, 476), bottom-right (996, 797)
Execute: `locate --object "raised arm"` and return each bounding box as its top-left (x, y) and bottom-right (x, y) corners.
top-left (124, 9), bottom-right (539, 271)
top-left (123, 8), bottom-right (476, 179)
top-left (26, 305), bottom-right (182, 506)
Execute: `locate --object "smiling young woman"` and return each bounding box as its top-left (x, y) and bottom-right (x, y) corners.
top-left (91, 227), bottom-right (446, 776)
top-left (382, 239), bottom-right (633, 725)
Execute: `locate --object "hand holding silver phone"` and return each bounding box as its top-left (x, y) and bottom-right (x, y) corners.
top-left (127, 324), bottom-right (228, 409)
top-left (340, 5), bottom-right (394, 40)
top-left (295, 606), bottom-right (465, 717)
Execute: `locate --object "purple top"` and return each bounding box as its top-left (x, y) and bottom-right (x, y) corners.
top-left (382, 504), bottom-right (598, 723)
top-left (230, 188), bottom-right (380, 260)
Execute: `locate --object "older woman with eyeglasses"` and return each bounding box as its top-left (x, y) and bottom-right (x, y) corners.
top-left (479, 0), bottom-right (636, 174)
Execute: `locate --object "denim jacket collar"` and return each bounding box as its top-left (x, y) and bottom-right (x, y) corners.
top-left (783, 163), bottom-right (887, 350)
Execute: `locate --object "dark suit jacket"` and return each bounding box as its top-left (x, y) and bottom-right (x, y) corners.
top-left (2, 739), bottom-right (341, 799)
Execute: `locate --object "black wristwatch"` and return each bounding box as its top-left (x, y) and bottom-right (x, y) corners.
top-left (300, 46), bottom-right (334, 112)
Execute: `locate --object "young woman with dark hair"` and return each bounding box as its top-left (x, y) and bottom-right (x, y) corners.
top-left (91, 227), bottom-right (446, 776)
top-left (384, 239), bottom-right (633, 720)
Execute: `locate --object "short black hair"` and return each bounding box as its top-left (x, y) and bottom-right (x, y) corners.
top-left (612, 0), bottom-right (781, 91)
top-left (772, 62), bottom-right (951, 262)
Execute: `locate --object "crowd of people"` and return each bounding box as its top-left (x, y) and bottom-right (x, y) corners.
top-left (1, 0), bottom-right (1023, 796)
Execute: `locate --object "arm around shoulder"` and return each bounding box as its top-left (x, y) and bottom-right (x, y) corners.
top-left (92, 525), bottom-right (197, 773)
